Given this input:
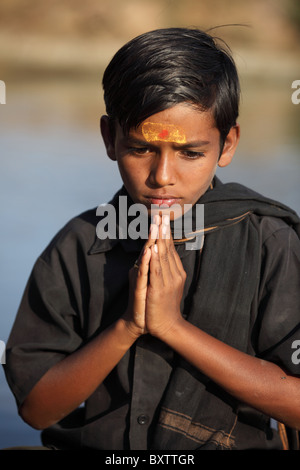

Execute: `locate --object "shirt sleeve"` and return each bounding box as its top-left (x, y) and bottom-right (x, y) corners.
top-left (4, 231), bottom-right (85, 408)
top-left (255, 217), bottom-right (300, 376)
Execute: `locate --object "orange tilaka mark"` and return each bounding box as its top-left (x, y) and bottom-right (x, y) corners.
top-left (158, 129), bottom-right (169, 139)
top-left (142, 122), bottom-right (186, 144)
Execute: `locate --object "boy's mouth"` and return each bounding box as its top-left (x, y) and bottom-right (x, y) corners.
top-left (144, 195), bottom-right (182, 207)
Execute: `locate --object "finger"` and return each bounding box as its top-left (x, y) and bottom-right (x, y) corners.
top-left (165, 224), bottom-right (182, 273)
top-left (149, 243), bottom-right (164, 288)
top-left (160, 214), bottom-right (185, 278)
top-left (155, 217), bottom-right (173, 282)
top-left (135, 246), bottom-right (151, 290)
top-left (141, 216), bottom-right (160, 257)
top-left (170, 239), bottom-right (185, 274)
top-left (149, 218), bottom-right (160, 244)
top-left (133, 221), bottom-right (158, 271)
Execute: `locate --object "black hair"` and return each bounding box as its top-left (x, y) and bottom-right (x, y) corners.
top-left (102, 27), bottom-right (240, 147)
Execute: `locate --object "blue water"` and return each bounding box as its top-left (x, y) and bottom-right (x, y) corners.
top-left (0, 82), bottom-right (299, 448)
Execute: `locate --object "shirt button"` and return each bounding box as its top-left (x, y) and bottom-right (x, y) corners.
top-left (137, 414), bottom-right (149, 425)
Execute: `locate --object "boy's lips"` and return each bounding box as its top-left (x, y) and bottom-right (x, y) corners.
top-left (144, 195), bottom-right (182, 207)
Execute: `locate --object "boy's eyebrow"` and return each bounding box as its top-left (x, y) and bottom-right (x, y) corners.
top-left (125, 136), bottom-right (211, 147)
top-left (125, 136), bottom-right (150, 146)
top-left (175, 140), bottom-right (211, 148)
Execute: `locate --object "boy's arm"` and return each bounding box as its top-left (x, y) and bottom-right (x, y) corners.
top-left (161, 319), bottom-right (300, 429)
top-left (19, 244), bottom-right (153, 430)
top-left (145, 216), bottom-right (300, 430)
top-left (20, 317), bottom-right (139, 430)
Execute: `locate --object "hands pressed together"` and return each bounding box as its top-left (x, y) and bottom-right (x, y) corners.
top-left (125, 214), bottom-right (187, 340)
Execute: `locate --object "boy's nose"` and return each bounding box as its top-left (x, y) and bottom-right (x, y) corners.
top-left (148, 153), bottom-right (177, 187)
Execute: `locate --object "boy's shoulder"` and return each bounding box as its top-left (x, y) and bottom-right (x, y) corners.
top-left (40, 207), bottom-right (100, 261)
top-left (205, 177), bottom-right (300, 238)
top-left (252, 213), bottom-right (299, 247)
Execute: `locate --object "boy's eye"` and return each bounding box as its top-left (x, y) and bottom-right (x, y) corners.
top-left (127, 147), bottom-right (205, 159)
top-left (181, 150), bottom-right (205, 159)
top-left (129, 147), bottom-right (151, 156)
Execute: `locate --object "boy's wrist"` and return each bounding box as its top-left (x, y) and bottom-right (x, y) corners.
top-left (117, 314), bottom-right (145, 343)
top-left (152, 314), bottom-right (187, 344)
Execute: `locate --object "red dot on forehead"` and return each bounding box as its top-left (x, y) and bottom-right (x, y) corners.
top-left (158, 129), bottom-right (169, 139)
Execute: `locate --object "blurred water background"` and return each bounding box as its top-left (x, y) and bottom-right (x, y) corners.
top-left (0, 0), bottom-right (299, 448)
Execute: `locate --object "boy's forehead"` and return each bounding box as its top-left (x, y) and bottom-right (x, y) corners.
top-left (141, 122), bottom-right (187, 144)
top-left (118, 104), bottom-right (218, 143)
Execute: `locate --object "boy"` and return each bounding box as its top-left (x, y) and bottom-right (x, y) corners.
top-left (4, 27), bottom-right (300, 450)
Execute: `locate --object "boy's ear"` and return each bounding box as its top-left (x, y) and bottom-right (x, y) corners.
top-left (218, 124), bottom-right (240, 168)
top-left (100, 115), bottom-right (116, 161)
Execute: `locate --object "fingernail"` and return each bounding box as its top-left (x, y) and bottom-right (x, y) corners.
top-left (154, 244), bottom-right (158, 253)
top-left (150, 223), bottom-right (158, 239)
top-left (154, 214), bottom-right (160, 225)
top-left (162, 215), bottom-right (169, 225)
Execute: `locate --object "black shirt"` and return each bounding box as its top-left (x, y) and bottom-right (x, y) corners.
top-left (4, 185), bottom-right (300, 450)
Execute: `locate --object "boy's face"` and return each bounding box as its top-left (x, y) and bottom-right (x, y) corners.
top-left (101, 103), bottom-right (240, 220)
